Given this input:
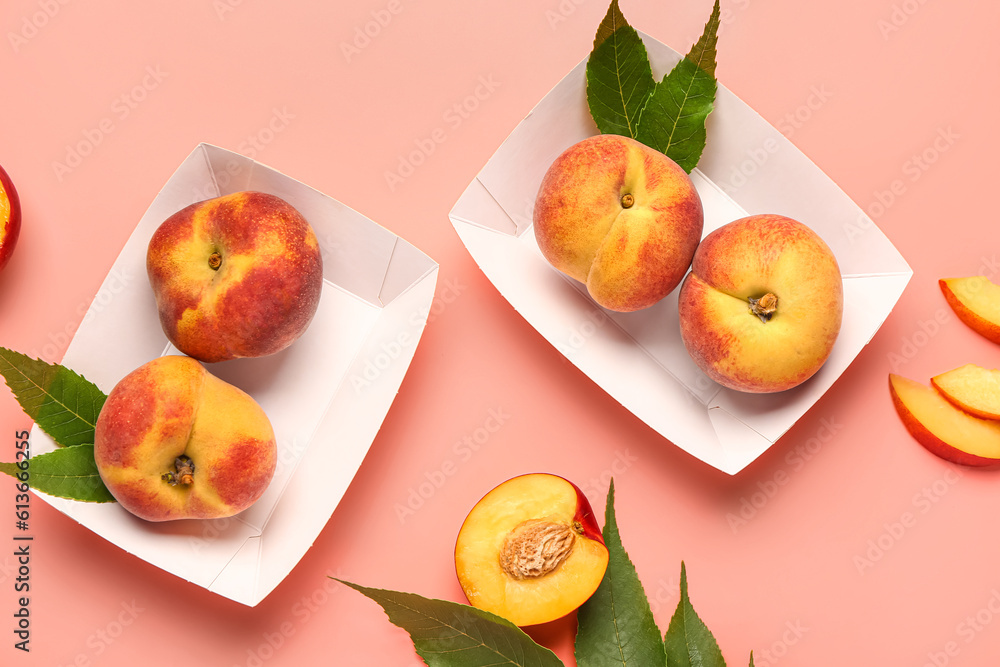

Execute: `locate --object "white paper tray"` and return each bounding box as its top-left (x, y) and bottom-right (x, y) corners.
top-left (31, 144), bottom-right (439, 605)
top-left (449, 34), bottom-right (911, 475)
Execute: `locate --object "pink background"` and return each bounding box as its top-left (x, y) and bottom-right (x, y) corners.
top-left (2, 1), bottom-right (998, 665)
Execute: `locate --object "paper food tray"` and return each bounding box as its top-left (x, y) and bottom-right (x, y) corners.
top-left (31, 143), bottom-right (439, 605)
top-left (449, 34), bottom-right (911, 475)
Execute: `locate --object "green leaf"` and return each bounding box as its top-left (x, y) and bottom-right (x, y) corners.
top-left (0, 347), bottom-right (107, 448)
top-left (749, 651), bottom-right (755, 666)
top-left (575, 479), bottom-right (665, 667)
top-left (336, 579), bottom-right (565, 667)
top-left (663, 562), bottom-right (726, 667)
top-left (586, 0), bottom-right (656, 138)
top-left (635, 0), bottom-right (720, 172)
top-left (0, 445), bottom-right (115, 503)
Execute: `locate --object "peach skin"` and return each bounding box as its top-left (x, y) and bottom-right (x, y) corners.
top-left (94, 355), bottom-right (278, 521)
top-left (678, 214), bottom-right (843, 393)
top-left (533, 134), bottom-right (703, 312)
top-left (147, 191), bottom-right (324, 363)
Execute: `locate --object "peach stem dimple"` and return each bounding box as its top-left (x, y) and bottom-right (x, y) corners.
top-left (748, 292), bottom-right (778, 323)
top-left (208, 252), bottom-right (222, 271)
top-left (620, 193), bottom-right (635, 209)
top-left (162, 455), bottom-right (195, 486)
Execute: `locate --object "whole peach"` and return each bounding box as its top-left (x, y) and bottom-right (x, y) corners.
top-left (533, 134), bottom-right (703, 312)
top-left (678, 214), bottom-right (843, 393)
top-left (147, 191), bottom-right (323, 363)
top-left (94, 355), bottom-right (277, 521)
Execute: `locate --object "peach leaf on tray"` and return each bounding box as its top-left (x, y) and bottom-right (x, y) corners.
top-left (586, 0), bottom-right (720, 173)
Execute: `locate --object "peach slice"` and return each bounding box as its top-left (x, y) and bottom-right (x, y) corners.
top-left (940, 277), bottom-right (1000, 344)
top-left (931, 364), bottom-right (1000, 420)
top-left (454, 473), bottom-right (609, 626)
top-left (0, 163), bottom-right (21, 274)
top-left (889, 373), bottom-right (1000, 466)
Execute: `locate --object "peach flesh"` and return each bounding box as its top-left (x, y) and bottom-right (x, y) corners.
top-left (454, 473), bottom-right (608, 626)
top-left (931, 364), bottom-right (1000, 420)
top-left (939, 277), bottom-right (1000, 344)
top-left (889, 373), bottom-right (1000, 466)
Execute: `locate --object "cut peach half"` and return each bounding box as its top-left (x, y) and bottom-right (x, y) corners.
top-left (940, 277), bottom-right (1000, 344)
top-left (889, 373), bottom-right (1000, 466)
top-left (454, 473), bottom-right (609, 626)
top-left (931, 364), bottom-right (1000, 420)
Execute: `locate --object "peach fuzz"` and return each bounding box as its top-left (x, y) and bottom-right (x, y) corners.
top-left (533, 134), bottom-right (703, 312)
top-left (678, 214), bottom-right (843, 393)
top-left (939, 277), bottom-right (1000, 344)
top-left (94, 355), bottom-right (278, 521)
top-left (147, 191), bottom-right (323, 363)
top-left (889, 373), bottom-right (1000, 467)
top-left (454, 473), bottom-right (608, 627)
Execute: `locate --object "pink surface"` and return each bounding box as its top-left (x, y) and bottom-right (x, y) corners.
top-left (1, 1), bottom-right (998, 665)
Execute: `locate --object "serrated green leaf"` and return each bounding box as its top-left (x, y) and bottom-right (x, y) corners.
top-left (586, 0), bottom-right (655, 138)
top-left (0, 347), bottom-right (107, 448)
top-left (663, 562), bottom-right (726, 667)
top-left (336, 580), bottom-right (565, 667)
top-left (635, 0), bottom-right (720, 172)
top-left (575, 479), bottom-right (665, 667)
top-left (0, 445), bottom-right (115, 503)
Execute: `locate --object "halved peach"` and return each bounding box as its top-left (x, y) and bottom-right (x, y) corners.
top-left (454, 473), bottom-right (609, 626)
top-left (889, 373), bottom-right (1000, 466)
top-left (931, 364), bottom-right (1000, 420)
top-left (940, 277), bottom-right (1000, 344)
top-left (0, 163), bottom-right (20, 274)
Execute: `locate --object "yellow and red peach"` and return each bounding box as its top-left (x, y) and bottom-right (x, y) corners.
top-left (678, 214), bottom-right (843, 393)
top-left (94, 355), bottom-right (278, 521)
top-left (533, 134), bottom-right (703, 312)
top-left (454, 473), bottom-right (609, 626)
top-left (146, 191), bottom-right (324, 363)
